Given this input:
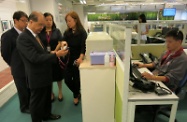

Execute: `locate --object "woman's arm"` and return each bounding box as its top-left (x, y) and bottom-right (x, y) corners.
top-left (76, 30), bottom-right (87, 65)
top-left (142, 25), bottom-right (149, 35)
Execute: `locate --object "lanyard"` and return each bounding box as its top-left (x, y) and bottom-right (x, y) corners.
top-left (46, 31), bottom-right (52, 44)
top-left (58, 52), bottom-right (70, 70)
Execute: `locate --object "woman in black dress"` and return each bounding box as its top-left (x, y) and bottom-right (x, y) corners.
top-left (62, 11), bottom-right (87, 105)
top-left (39, 12), bottom-right (63, 102)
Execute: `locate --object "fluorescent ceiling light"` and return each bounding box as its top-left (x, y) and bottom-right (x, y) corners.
top-left (80, 0), bottom-right (83, 4)
top-left (80, 0), bottom-right (86, 4)
top-left (83, 0), bottom-right (86, 4)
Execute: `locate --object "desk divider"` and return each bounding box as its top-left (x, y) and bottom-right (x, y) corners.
top-left (106, 23), bottom-right (132, 122)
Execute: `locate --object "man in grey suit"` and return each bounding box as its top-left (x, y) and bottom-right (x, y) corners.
top-left (17, 11), bottom-right (68, 122)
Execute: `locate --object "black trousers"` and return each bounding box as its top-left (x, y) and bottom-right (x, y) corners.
top-left (65, 65), bottom-right (80, 98)
top-left (13, 76), bottom-right (30, 112)
top-left (30, 85), bottom-right (52, 122)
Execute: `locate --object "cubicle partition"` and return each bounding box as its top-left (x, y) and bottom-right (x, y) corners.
top-left (80, 23), bottom-right (132, 122)
top-left (89, 20), bottom-right (187, 45)
top-left (106, 23), bottom-right (132, 122)
top-left (107, 23), bottom-right (178, 122)
top-left (81, 21), bottom-right (180, 122)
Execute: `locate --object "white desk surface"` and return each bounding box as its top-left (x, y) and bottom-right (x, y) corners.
top-left (87, 32), bottom-right (113, 41)
top-left (87, 35), bottom-right (113, 41)
top-left (129, 61), bottom-right (178, 101)
top-left (79, 60), bottom-right (116, 69)
top-left (89, 32), bottom-right (109, 35)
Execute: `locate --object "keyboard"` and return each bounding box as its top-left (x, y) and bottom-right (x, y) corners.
top-left (132, 65), bottom-right (150, 84)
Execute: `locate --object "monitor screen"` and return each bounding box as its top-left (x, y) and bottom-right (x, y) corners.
top-left (163, 8), bottom-right (176, 17)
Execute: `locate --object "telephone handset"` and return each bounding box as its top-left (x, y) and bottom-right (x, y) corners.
top-left (139, 53), bottom-right (158, 64)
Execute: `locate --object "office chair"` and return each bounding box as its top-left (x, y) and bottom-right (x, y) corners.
top-left (152, 73), bottom-right (187, 122)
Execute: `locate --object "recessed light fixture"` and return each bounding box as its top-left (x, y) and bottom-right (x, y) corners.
top-left (79, 0), bottom-right (86, 4)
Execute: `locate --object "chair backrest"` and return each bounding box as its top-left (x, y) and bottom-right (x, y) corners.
top-left (175, 72), bottom-right (187, 99)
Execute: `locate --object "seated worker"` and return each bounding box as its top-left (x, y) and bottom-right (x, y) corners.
top-left (135, 30), bottom-right (187, 91)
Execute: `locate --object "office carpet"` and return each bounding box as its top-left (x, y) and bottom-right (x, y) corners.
top-left (0, 82), bottom-right (187, 122)
top-left (0, 82), bottom-right (82, 122)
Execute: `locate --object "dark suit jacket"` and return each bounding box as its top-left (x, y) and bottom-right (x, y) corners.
top-left (17, 29), bottom-right (57, 89)
top-left (1, 28), bottom-right (25, 78)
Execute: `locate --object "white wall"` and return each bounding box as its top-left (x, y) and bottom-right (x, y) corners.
top-left (175, 10), bottom-right (187, 20)
top-left (29, 0), bottom-right (73, 33)
top-left (73, 5), bottom-right (88, 32)
top-left (0, 0), bottom-right (31, 36)
top-left (0, 0), bottom-right (16, 35)
top-left (16, 0), bottom-right (31, 15)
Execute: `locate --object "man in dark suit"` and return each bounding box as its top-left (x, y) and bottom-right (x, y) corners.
top-left (1, 11), bottom-right (30, 113)
top-left (17, 11), bottom-right (68, 122)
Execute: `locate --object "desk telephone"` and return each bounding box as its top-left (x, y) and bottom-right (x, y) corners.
top-left (139, 53), bottom-right (158, 64)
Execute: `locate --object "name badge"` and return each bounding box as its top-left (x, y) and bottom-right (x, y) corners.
top-left (47, 46), bottom-right (51, 52)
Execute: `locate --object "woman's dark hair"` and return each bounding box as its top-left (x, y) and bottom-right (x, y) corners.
top-left (139, 14), bottom-right (147, 23)
top-left (166, 29), bottom-right (183, 42)
top-left (42, 12), bottom-right (56, 31)
top-left (65, 11), bottom-right (84, 33)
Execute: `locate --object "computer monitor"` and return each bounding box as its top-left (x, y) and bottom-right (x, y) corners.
top-left (163, 8), bottom-right (176, 17)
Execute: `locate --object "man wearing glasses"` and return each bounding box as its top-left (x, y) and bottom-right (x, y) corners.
top-left (1, 11), bottom-right (30, 114)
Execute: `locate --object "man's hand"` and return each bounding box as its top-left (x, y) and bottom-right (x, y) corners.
top-left (56, 49), bottom-right (68, 57)
top-left (133, 62), bottom-right (144, 68)
top-left (50, 51), bottom-right (56, 54)
top-left (141, 71), bottom-right (154, 80)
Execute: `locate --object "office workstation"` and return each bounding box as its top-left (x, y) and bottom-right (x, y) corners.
top-left (79, 20), bottom-right (187, 122)
top-left (1, 1), bottom-right (187, 122)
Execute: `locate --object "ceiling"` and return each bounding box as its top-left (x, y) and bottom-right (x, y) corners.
top-left (72, 0), bottom-right (187, 5)
top-left (71, 0), bottom-right (187, 13)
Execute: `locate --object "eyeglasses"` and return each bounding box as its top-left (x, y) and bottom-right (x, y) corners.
top-left (19, 19), bottom-right (28, 23)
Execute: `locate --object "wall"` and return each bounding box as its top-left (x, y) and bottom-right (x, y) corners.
top-left (73, 5), bottom-right (88, 31)
top-left (16, 0), bottom-right (31, 15)
top-left (0, 0), bottom-right (31, 37)
top-left (175, 10), bottom-right (187, 20)
top-left (0, 0), bottom-right (16, 36)
top-left (29, 0), bottom-right (73, 33)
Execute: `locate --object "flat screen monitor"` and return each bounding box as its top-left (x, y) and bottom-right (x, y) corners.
top-left (163, 8), bottom-right (176, 17)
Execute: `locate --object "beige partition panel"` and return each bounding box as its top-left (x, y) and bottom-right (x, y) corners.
top-left (131, 44), bottom-right (166, 59)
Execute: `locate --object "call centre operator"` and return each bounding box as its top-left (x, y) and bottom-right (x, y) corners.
top-left (135, 29), bottom-right (187, 91)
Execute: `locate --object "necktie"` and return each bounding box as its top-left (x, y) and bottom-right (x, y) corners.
top-left (35, 36), bottom-right (44, 49)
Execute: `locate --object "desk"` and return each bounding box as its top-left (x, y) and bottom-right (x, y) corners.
top-left (79, 60), bottom-right (116, 122)
top-left (128, 67), bottom-right (179, 122)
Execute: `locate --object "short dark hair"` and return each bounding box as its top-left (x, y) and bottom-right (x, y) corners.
top-left (43, 12), bottom-right (56, 29)
top-left (28, 12), bottom-right (39, 22)
top-left (13, 11), bottom-right (28, 20)
top-left (139, 14), bottom-right (147, 23)
top-left (166, 29), bottom-right (183, 41)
